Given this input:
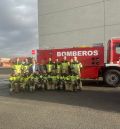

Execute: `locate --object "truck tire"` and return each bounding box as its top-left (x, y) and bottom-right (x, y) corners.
top-left (104, 69), bottom-right (120, 87)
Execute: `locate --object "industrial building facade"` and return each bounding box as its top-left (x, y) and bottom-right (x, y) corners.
top-left (38, 0), bottom-right (120, 52)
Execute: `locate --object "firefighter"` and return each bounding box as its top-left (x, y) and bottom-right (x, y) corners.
top-left (28, 58), bottom-right (40, 91)
top-left (45, 58), bottom-right (54, 75)
top-left (12, 58), bottom-right (22, 75)
top-left (45, 58), bottom-right (54, 90)
top-left (70, 56), bottom-right (83, 91)
top-left (60, 56), bottom-right (70, 90)
top-left (19, 59), bottom-right (32, 91)
top-left (61, 56), bottom-right (70, 76)
top-left (73, 56), bottom-right (82, 75)
top-left (61, 58), bottom-right (73, 91)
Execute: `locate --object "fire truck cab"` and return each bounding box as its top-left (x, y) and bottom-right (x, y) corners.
top-left (104, 38), bottom-right (120, 86)
top-left (36, 38), bottom-right (120, 87)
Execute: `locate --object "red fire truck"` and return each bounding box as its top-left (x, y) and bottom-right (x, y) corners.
top-left (36, 38), bottom-right (120, 87)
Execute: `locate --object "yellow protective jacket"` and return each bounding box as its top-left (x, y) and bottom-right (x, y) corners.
top-left (55, 63), bottom-right (61, 74)
top-left (61, 61), bottom-right (69, 74)
top-left (21, 63), bottom-right (32, 73)
top-left (12, 64), bottom-right (22, 74)
top-left (46, 62), bottom-right (54, 73)
top-left (71, 61), bottom-right (82, 75)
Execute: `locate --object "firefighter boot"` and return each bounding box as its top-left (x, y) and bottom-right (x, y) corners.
top-left (65, 81), bottom-right (69, 91)
top-left (77, 80), bottom-right (82, 91)
top-left (59, 81), bottom-right (63, 90)
top-left (47, 81), bottom-right (51, 90)
top-left (41, 80), bottom-right (45, 90)
top-left (51, 82), bottom-right (54, 90)
top-left (70, 82), bottom-right (74, 92)
top-left (14, 83), bottom-right (20, 93)
top-left (9, 82), bottom-right (14, 93)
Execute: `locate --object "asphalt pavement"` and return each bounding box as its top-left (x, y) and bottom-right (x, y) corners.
top-left (0, 73), bottom-right (120, 129)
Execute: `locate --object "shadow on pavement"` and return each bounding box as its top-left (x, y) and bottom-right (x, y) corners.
top-left (1, 80), bottom-right (120, 113)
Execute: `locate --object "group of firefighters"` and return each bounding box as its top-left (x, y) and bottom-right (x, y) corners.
top-left (9, 56), bottom-right (83, 93)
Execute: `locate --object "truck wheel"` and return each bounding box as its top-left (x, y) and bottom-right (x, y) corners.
top-left (104, 69), bottom-right (120, 87)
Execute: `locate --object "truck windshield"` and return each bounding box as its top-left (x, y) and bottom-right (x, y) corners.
top-left (116, 44), bottom-right (120, 54)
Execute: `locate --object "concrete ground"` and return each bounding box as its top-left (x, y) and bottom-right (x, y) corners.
top-left (0, 75), bottom-right (120, 129)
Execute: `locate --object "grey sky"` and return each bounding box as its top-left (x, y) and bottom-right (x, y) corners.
top-left (0, 0), bottom-right (38, 57)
